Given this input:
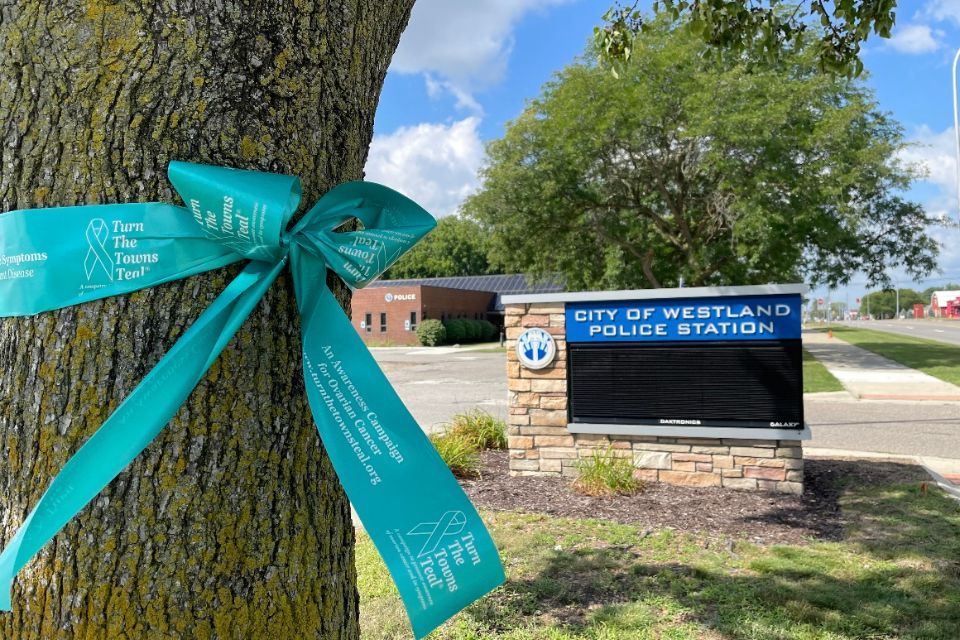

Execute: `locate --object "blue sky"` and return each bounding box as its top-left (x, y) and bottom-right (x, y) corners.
top-left (365, 0), bottom-right (960, 305)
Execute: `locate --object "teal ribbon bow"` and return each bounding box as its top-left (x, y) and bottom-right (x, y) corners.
top-left (0, 162), bottom-right (505, 638)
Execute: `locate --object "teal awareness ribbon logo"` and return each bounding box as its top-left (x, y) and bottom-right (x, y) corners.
top-left (408, 511), bottom-right (468, 557)
top-left (83, 218), bottom-right (114, 281)
top-left (0, 161), bottom-right (505, 639)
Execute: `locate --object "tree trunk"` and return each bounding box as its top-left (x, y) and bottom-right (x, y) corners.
top-left (0, 1), bottom-right (414, 637)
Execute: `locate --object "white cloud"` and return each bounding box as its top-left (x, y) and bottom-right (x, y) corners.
top-left (364, 117), bottom-right (484, 218)
top-left (886, 23), bottom-right (943, 53)
top-left (898, 124), bottom-right (957, 195)
top-left (898, 125), bottom-right (960, 277)
top-left (391, 0), bottom-right (568, 107)
top-left (921, 0), bottom-right (960, 25)
top-left (424, 74), bottom-right (484, 114)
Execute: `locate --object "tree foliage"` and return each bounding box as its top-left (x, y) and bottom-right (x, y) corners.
top-left (382, 215), bottom-right (495, 279)
top-left (922, 283), bottom-right (960, 300)
top-left (861, 288), bottom-right (925, 318)
top-left (596, 1), bottom-right (897, 78)
top-left (464, 18), bottom-right (938, 291)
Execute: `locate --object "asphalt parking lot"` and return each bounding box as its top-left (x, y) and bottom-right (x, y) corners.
top-left (371, 346), bottom-right (507, 432)
top-left (372, 346), bottom-right (960, 461)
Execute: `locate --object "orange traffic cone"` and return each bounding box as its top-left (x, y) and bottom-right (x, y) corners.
top-left (827, 329), bottom-right (833, 339)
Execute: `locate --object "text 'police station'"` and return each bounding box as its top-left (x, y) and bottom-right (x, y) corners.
top-left (572, 303), bottom-right (793, 338)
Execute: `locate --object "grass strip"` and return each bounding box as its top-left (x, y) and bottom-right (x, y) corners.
top-left (802, 347), bottom-right (844, 393)
top-left (357, 480), bottom-right (960, 639)
top-left (829, 326), bottom-right (960, 387)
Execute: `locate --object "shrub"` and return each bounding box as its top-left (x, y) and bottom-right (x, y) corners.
top-left (571, 447), bottom-right (643, 497)
top-left (443, 319), bottom-right (466, 344)
top-left (416, 319), bottom-right (446, 346)
top-left (478, 319), bottom-right (497, 342)
top-left (449, 410), bottom-right (507, 450)
top-left (429, 433), bottom-right (480, 478)
top-left (463, 319), bottom-right (481, 341)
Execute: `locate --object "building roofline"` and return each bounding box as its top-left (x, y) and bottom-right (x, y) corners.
top-left (502, 283), bottom-right (808, 304)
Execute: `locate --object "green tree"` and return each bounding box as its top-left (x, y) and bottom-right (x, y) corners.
top-left (465, 19), bottom-right (938, 292)
top-left (596, 1), bottom-right (897, 77)
top-left (383, 215), bottom-right (496, 279)
top-left (861, 288), bottom-right (924, 318)
top-left (0, 1), bottom-right (414, 636)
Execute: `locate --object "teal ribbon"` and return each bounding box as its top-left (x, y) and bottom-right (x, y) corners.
top-left (0, 162), bottom-right (505, 638)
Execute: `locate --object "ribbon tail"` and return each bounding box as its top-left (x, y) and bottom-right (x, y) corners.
top-left (291, 246), bottom-right (505, 640)
top-left (0, 259), bottom-right (283, 609)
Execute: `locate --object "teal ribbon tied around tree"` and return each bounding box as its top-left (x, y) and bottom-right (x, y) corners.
top-left (0, 161), bottom-right (505, 638)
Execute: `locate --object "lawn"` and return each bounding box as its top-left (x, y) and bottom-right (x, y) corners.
top-left (828, 326), bottom-right (960, 387)
top-left (802, 348), bottom-right (844, 393)
top-left (357, 478), bottom-right (960, 639)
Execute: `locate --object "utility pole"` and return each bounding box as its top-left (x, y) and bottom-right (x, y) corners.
top-left (953, 47), bottom-right (960, 226)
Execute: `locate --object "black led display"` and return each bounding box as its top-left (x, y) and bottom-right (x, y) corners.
top-left (568, 340), bottom-right (803, 429)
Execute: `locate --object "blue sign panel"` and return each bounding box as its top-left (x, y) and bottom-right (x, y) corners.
top-left (565, 294), bottom-right (802, 342)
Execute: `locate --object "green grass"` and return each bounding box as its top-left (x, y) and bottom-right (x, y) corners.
top-left (357, 479), bottom-right (960, 639)
top-left (828, 326), bottom-right (960, 387)
top-left (571, 447), bottom-right (643, 497)
top-left (430, 411), bottom-right (508, 477)
top-left (429, 432), bottom-right (481, 478)
top-left (364, 338), bottom-right (406, 347)
top-left (448, 410), bottom-right (508, 450)
top-left (802, 348), bottom-right (844, 393)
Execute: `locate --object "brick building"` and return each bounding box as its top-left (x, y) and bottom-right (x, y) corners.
top-left (352, 274), bottom-right (565, 346)
top-left (351, 285), bottom-right (495, 345)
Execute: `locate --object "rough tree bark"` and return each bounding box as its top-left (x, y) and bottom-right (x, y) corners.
top-left (0, 1), bottom-right (414, 637)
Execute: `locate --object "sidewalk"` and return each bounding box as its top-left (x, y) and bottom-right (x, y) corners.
top-left (803, 331), bottom-right (960, 401)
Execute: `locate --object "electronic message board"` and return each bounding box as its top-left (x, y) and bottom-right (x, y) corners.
top-left (565, 293), bottom-right (804, 430)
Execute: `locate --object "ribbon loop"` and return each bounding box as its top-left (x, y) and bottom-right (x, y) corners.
top-left (293, 181), bottom-right (436, 288)
top-left (167, 161), bottom-right (302, 262)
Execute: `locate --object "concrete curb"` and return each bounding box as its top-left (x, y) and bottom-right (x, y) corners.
top-left (918, 466), bottom-right (960, 500)
top-left (858, 393), bottom-right (960, 402)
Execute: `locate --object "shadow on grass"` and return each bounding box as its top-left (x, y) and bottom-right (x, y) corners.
top-left (477, 547), bottom-right (960, 638)
top-left (462, 461), bottom-right (960, 639)
top-left (738, 459), bottom-right (932, 543)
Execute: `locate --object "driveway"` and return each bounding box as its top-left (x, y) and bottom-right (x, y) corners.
top-left (371, 346), bottom-right (507, 432)
top-left (372, 346), bottom-right (960, 463)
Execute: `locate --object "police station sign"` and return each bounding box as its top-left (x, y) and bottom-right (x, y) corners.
top-left (501, 284), bottom-right (809, 492)
top-left (566, 294), bottom-right (801, 342)
top-left (556, 287), bottom-right (806, 433)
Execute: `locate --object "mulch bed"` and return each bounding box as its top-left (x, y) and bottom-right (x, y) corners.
top-left (459, 451), bottom-right (930, 545)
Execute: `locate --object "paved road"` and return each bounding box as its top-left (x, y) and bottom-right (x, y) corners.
top-left (373, 347), bottom-right (960, 460)
top-left (839, 319), bottom-right (960, 345)
top-left (805, 395), bottom-right (960, 459)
